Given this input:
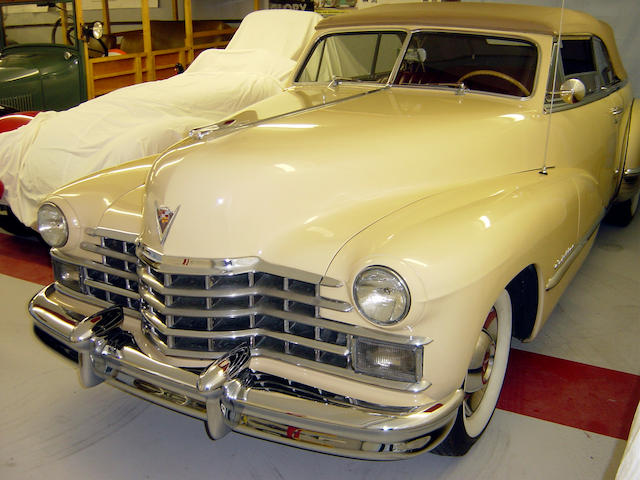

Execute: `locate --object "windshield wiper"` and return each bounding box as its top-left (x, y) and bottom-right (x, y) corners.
top-left (328, 76), bottom-right (359, 90)
top-left (419, 82), bottom-right (468, 95)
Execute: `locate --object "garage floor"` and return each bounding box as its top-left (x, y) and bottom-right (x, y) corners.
top-left (1, 217), bottom-right (638, 480)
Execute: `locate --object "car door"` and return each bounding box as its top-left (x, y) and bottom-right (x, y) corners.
top-left (592, 36), bottom-right (631, 201)
top-left (546, 35), bottom-right (621, 240)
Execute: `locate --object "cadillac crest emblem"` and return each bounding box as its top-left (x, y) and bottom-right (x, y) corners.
top-left (155, 203), bottom-right (180, 244)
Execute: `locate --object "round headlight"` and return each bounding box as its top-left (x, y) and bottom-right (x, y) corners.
top-left (37, 203), bottom-right (68, 247)
top-left (92, 21), bottom-right (104, 40)
top-left (353, 266), bottom-right (410, 325)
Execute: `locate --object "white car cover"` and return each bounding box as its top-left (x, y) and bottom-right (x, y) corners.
top-left (0, 9), bottom-right (321, 227)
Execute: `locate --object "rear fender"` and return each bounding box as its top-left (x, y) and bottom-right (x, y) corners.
top-left (617, 98), bottom-right (640, 202)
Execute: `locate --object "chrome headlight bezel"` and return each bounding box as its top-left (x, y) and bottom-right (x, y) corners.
top-left (37, 202), bottom-right (69, 247)
top-left (353, 266), bottom-right (411, 326)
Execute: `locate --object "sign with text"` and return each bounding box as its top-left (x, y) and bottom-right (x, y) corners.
top-left (268, 0), bottom-right (314, 11)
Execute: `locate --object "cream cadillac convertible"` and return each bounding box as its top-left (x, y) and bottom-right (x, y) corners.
top-left (29, 3), bottom-right (640, 459)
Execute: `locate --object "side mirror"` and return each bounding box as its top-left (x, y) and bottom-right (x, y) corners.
top-left (550, 78), bottom-right (586, 104)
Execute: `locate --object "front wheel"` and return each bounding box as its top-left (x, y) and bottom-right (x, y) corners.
top-left (433, 289), bottom-right (512, 456)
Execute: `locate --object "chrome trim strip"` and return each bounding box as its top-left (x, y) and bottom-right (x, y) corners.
top-left (546, 210), bottom-right (604, 290)
top-left (86, 227), bottom-right (138, 243)
top-left (84, 279), bottom-right (140, 300)
top-left (189, 85), bottom-right (388, 143)
top-left (138, 267), bottom-right (351, 313)
top-left (624, 167), bottom-right (640, 178)
top-left (54, 283), bottom-right (141, 318)
top-left (138, 245), bottom-right (343, 288)
top-left (81, 242), bottom-right (137, 263)
top-left (52, 251), bottom-right (138, 282)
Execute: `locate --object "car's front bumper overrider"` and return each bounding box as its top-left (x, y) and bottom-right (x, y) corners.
top-left (29, 284), bottom-right (462, 460)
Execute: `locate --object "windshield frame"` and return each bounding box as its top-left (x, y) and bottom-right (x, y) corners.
top-left (293, 27), bottom-right (541, 99)
top-left (0, 0), bottom-right (79, 50)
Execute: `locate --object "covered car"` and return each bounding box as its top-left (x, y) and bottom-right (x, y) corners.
top-left (29, 2), bottom-right (640, 459)
top-left (0, 8), bottom-right (322, 228)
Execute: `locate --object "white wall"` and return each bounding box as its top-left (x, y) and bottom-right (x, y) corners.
top-left (2, 0), bottom-right (256, 44)
top-left (4, 0), bottom-right (638, 97)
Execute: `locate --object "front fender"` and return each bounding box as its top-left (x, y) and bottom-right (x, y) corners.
top-left (324, 169), bottom-right (579, 400)
top-left (43, 155), bottom-right (156, 259)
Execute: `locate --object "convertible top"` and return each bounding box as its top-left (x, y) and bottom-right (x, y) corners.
top-left (317, 2), bottom-right (626, 81)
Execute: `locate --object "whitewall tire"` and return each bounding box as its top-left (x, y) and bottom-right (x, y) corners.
top-left (433, 289), bottom-right (512, 456)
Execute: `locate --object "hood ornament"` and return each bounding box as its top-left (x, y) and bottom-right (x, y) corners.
top-left (155, 203), bottom-right (180, 245)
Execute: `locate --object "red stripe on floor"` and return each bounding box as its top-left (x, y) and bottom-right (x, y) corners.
top-left (0, 233), bottom-right (53, 284)
top-left (498, 348), bottom-right (640, 440)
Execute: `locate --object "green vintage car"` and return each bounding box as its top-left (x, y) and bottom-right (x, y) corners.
top-left (0, 0), bottom-right (104, 112)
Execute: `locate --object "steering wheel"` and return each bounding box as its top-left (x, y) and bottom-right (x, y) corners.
top-left (457, 70), bottom-right (530, 96)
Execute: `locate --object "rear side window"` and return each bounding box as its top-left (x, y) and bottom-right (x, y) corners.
top-left (552, 36), bottom-right (620, 99)
top-left (592, 36), bottom-right (619, 87)
top-left (560, 39), bottom-right (595, 75)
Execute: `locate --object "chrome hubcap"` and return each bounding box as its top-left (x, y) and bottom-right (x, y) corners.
top-left (464, 308), bottom-right (497, 417)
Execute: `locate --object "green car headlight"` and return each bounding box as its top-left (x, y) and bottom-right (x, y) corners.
top-left (37, 203), bottom-right (68, 247)
top-left (353, 266), bottom-right (410, 325)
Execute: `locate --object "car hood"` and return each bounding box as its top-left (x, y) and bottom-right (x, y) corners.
top-left (139, 86), bottom-right (545, 276)
top-left (0, 52), bottom-right (41, 83)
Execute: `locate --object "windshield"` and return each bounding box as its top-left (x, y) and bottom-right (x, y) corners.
top-left (296, 31), bottom-right (407, 84)
top-left (1, 2), bottom-right (77, 48)
top-left (297, 30), bottom-right (538, 98)
top-left (395, 32), bottom-right (537, 97)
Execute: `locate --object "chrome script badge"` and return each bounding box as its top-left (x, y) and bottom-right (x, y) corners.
top-left (155, 203), bottom-right (180, 245)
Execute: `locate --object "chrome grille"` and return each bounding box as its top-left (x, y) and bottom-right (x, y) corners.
top-left (139, 262), bottom-right (354, 368)
top-left (65, 235), bottom-right (425, 388)
top-left (78, 237), bottom-right (141, 312)
top-left (0, 93), bottom-right (33, 111)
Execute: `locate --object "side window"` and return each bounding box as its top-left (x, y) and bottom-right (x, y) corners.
top-left (592, 36), bottom-right (618, 87)
top-left (559, 38), bottom-right (601, 94)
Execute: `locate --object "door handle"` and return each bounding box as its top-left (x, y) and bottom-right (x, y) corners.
top-left (611, 106), bottom-right (624, 124)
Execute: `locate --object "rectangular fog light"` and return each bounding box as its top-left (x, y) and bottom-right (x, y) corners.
top-left (53, 259), bottom-right (83, 293)
top-left (353, 337), bottom-right (422, 383)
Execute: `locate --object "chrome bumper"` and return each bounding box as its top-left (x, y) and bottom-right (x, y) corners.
top-left (29, 284), bottom-right (462, 460)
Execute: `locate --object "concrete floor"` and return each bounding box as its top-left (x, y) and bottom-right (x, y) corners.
top-left (0, 216), bottom-right (638, 480)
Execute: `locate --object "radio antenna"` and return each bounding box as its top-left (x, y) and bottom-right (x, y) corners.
top-left (541, 0), bottom-right (566, 175)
